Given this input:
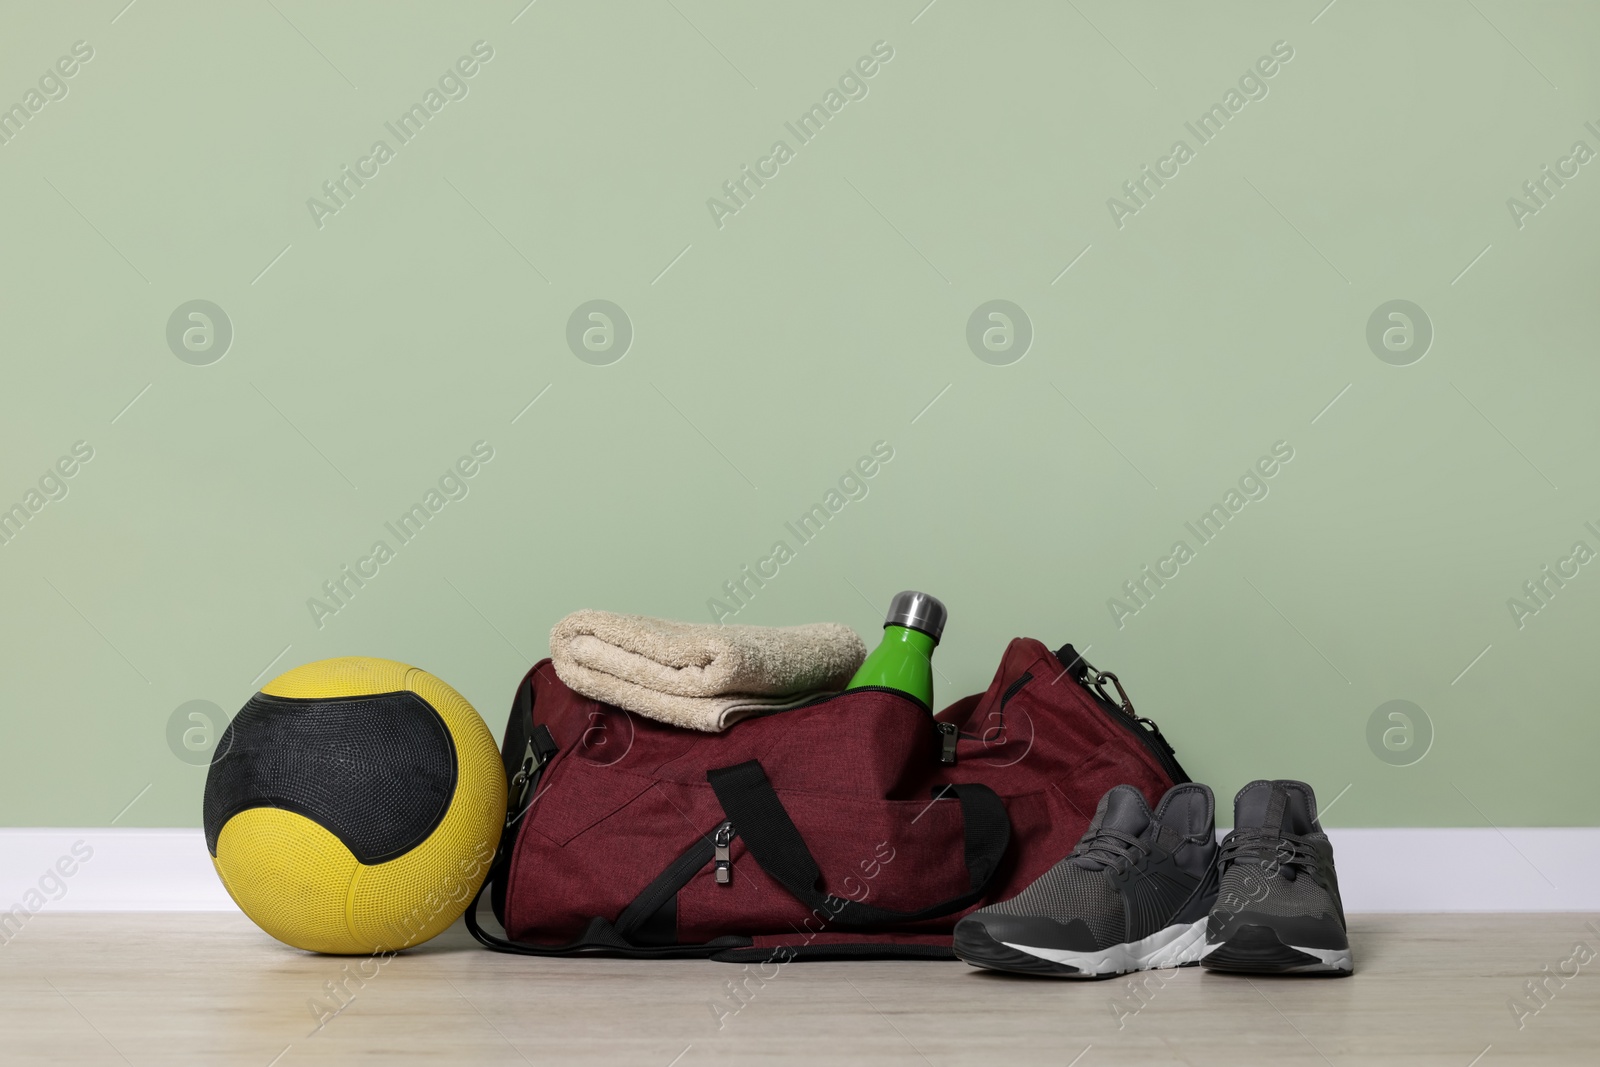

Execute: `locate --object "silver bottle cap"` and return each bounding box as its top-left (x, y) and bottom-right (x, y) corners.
top-left (885, 590), bottom-right (947, 641)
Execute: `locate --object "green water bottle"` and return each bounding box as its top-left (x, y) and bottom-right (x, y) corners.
top-left (846, 590), bottom-right (947, 710)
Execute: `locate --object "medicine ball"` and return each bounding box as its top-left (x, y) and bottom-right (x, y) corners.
top-left (203, 657), bottom-right (506, 954)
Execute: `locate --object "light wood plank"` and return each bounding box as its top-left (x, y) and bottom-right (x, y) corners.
top-left (0, 913), bottom-right (1594, 1065)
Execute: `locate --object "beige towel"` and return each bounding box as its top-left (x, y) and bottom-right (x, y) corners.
top-left (549, 611), bottom-right (867, 732)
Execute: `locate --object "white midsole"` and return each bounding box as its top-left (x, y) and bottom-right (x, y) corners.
top-left (1199, 939), bottom-right (1353, 970)
top-left (1002, 917), bottom-right (1208, 976)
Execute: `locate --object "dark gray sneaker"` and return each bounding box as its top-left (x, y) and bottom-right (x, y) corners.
top-left (953, 783), bottom-right (1218, 978)
top-left (1201, 779), bottom-right (1353, 976)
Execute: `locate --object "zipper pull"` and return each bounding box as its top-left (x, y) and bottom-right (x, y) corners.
top-left (936, 721), bottom-right (959, 765)
top-left (1140, 716), bottom-right (1178, 757)
top-left (713, 821), bottom-right (735, 885)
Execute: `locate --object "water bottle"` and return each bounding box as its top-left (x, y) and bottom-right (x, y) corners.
top-left (845, 590), bottom-right (947, 710)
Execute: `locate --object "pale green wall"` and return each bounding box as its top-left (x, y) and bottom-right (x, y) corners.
top-left (1, 2), bottom-right (1594, 828)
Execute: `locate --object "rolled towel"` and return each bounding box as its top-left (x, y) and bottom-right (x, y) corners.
top-left (549, 611), bottom-right (867, 732)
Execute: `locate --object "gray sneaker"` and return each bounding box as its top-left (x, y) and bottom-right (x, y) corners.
top-left (953, 783), bottom-right (1218, 978)
top-left (1201, 779), bottom-right (1353, 976)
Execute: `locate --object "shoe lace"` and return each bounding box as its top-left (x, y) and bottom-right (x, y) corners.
top-left (1069, 826), bottom-right (1150, 875)
top-left (1219, 828), bottom-right (1318, 881)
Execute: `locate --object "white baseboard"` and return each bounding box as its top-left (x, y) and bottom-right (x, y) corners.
top-left (0, 829), bottom-right (235, 913)
top-left (1, 828), bottom-right (1596, 915)
top-left (1322, 828), bottom-right (1599, 912)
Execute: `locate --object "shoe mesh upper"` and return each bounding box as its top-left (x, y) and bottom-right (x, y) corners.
top-left (1214, 858), bottom-right (1336, 918)
top-left (981, 855), bottom-right (1124, 947)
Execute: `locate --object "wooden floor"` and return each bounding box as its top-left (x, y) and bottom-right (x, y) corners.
top-left (1, 913), bottom-right (1594, 1065)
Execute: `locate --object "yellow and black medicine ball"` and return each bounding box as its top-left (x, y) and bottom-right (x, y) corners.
top-left (203, 657), bottom-right (506, 953)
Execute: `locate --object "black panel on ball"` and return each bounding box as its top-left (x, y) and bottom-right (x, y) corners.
top-left (203, 691), bottom-right (458, 864)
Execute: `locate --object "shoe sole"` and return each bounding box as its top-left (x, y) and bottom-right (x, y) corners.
top-left (956, 917), bottom-right (1208, 980)
top-left (1201, 924), bottom-right (1352, 976)
top-left (953, 923), bottom-right (1089, 977)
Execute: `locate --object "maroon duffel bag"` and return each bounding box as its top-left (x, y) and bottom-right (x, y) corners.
top-left (467, 638), bottom-right (1189, 962)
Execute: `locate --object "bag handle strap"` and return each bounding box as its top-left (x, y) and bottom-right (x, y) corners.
top-left (706, 759), bottom-right (1010, 927)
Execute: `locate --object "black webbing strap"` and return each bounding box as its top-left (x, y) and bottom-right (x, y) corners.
top-left (706, 759), bottom-right (1010, 927)
top-left (464, 894), bottom-right (749, 958)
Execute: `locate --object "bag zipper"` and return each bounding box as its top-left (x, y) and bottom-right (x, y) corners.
top-left (641, 821), bottom-right (736, 907)
top-left (956, 670), bottom-right (1034, 749)
top-left (712, 821), bottom-right (735, 885)
top-left (778, 685), bottom-right (947, 763)
top-left (998, 672), bottom-right (1032, 707)
top-left (1081, 665), bottom-right (1188, 783)
top-left (612, 820), bottom-right (738, 942)
top-left (748, 684), bottom-right (931, 718)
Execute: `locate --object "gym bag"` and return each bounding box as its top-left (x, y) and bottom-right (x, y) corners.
top-left (467, 637), bottom-right (1189, 962)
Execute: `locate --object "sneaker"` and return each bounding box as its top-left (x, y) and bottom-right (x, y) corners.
top-left (953, 783), bottom-right (1218, 978)
top-left (1201, 779), bottom-right (1353, 976)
